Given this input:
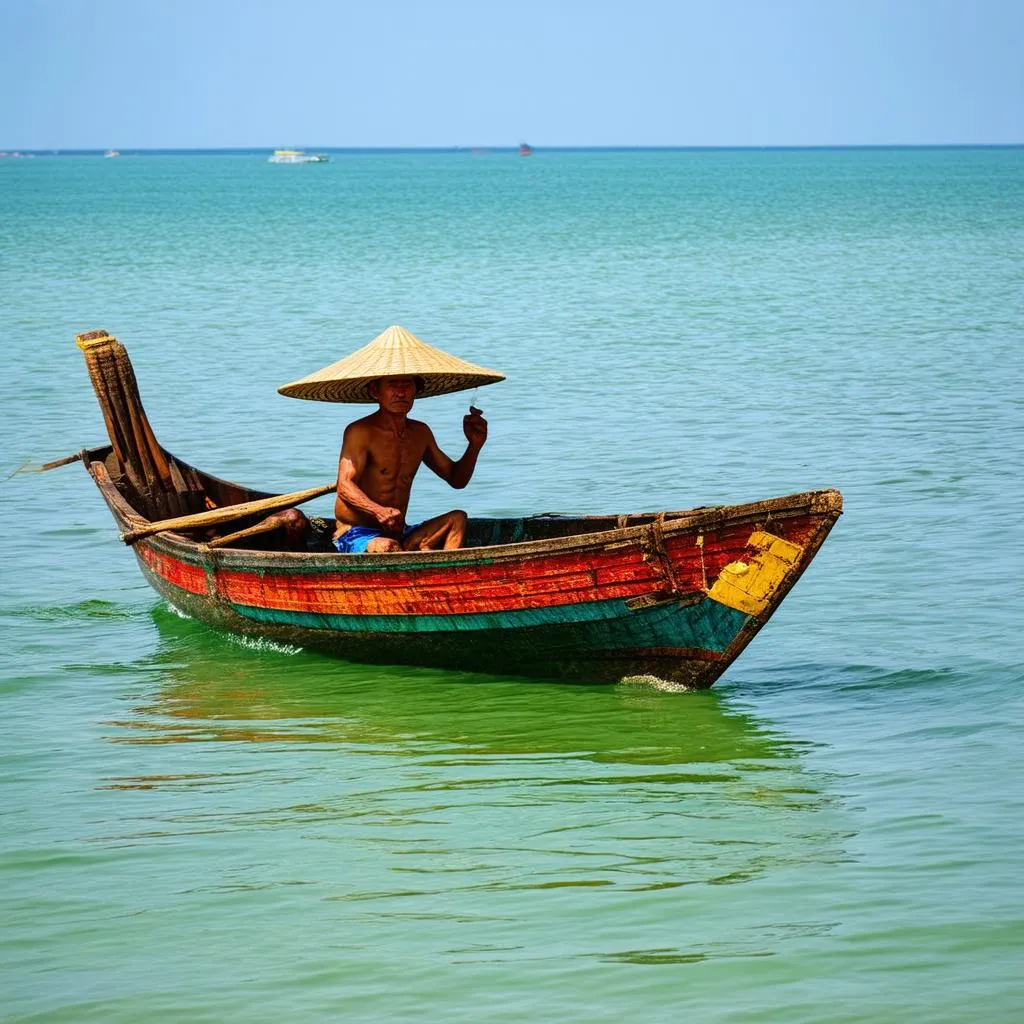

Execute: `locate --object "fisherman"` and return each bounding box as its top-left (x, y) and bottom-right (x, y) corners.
top-left (331, 378), bottom-right (487, 552)
top-left (277, 325), bottom-right (505, 553)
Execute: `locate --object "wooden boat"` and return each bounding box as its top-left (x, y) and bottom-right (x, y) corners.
top-left (74, 331), bottom-right (842, 689)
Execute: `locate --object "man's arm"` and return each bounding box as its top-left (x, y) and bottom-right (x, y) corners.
top-left (422, 408), bottom-right (488, 490)
top-left (336, 424), bottom-right (405, 532)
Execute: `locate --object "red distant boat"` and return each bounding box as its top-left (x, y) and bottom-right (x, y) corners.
top-left (519, 142), bottom-right (533, 156)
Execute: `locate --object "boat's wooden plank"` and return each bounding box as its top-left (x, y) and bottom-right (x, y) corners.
top-left (81, 350), bottom-right (129, 465)
top-left (218, 586), bottom-right (753, 658)
top-left (215, 544), bottom-right (649, 593)
top-left (136, 546), bottom-right (209, 595)
top-left (83, 343), bottom-right (170, 518)
top-left (185, 513), bottom-right (822, 620)
top-left (214, 557), bottom-right (673, 617)
top-left (201, 516), bottom-right (778, 595)
top-left (103, 451), bottom-right (124, 483)
top-left (90, 461), bottom-right (149, 533)
top-left (95, 346), bottom-right (162, 503)
top-left (113, 344), bottom-right (175, 489)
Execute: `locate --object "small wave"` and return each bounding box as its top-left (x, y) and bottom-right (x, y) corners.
top-left (733, 660), bottom-right (1019, 696)
top-left (22, 599), bottom-right (137, 622)
top-left (162, 602), bottom-right (302, 655)
top-left (224, 633), bottom-right (303, 656)
top-left (619, 673), bottom-right (699, 693)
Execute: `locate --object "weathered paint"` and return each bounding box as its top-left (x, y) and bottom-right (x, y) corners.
top-left (137, 545), bottom-right (207, 595)
top-left (707, 531), bottom-right (805, 615)
top-left (153, 524), bottom-right (768, 620)
top-left (227, 592), bottom-right (750, 652)
top-left (103, 452), bottom-right (842, 685)
top-left (126, 507), bottom-right (829, 687)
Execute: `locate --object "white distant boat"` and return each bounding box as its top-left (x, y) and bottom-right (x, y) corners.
top-left (104, 150), bottom-right (121, 158)
top-left (268, 149), bottom-right (328, 164)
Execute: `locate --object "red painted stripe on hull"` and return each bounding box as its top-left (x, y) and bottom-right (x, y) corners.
top-left (217, 568), bottom-right (661, 616)
top-left (212, 525), bottom-right (776, 617)
top-left (137, 545), bottom-right (207, 595)
top-left (135, 514), bottom-right (822, 620)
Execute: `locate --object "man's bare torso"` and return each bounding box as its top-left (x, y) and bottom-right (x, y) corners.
top-left (332, 375), bottom-right (486, 552)
top-left (334, 414), bottom-right (431, 533)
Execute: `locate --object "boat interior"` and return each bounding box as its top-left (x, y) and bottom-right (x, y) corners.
top-left (77, 331), bottom-right (659, 553)
top-left (87, 444), bottom-right (667, 552)
top-left (76, 331), bottom-right (813, 556)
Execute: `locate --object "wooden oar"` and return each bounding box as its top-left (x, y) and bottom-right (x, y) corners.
top-left (121, 482), bottom-right (336, 545)
top-left (5, 452), bottom-right (84, 479)
top-left (39, 452), bottom-right (85, 471)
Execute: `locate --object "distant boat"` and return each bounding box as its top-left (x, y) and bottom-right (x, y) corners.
top-left (104, 150), bottom-right (121, 158)
top-left (268, 149), bottom-right (329, 164)
top-left (519, 142), bottom-right (533, 156)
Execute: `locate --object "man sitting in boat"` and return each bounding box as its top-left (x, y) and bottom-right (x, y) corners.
top-left (332, 377), bottom-right (486, 552)
top-left (277, 325), bottom-right (505, 553)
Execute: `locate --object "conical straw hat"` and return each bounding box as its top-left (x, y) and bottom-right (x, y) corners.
top-left (278, 325), bottom-right (506, 403)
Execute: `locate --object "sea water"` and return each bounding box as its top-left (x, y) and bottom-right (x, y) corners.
top-left (1, 148), bottom-right (1022, 1021)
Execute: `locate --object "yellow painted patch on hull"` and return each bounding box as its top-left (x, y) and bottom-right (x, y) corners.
top-left (707, 531), bottom-right (804, 616)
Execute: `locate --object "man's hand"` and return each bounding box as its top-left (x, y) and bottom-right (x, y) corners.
top-left (464, 406), bottom-right (488, 449)
top-left (378, 507), bottom-right (406, 535)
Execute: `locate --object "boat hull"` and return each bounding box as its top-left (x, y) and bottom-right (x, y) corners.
top-left (136, 556), bottom-right (749, 685)
top-left (82, 449), bottom-right (840, 687)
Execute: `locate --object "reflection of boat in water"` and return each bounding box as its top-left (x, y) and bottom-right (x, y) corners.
top-left (519, 142), bottom-right (533, 156)
top-left (268, 149), bottom-right (329, 164)
top-left (94, 604), bottom-right (846, 915)
top-left (72, 331), bottom-right (841, 689)
top-left (132, 601), bottom-right (798, 764)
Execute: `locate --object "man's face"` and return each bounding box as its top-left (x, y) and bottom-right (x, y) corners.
top-left (371, 376), bottom-right (417, 413)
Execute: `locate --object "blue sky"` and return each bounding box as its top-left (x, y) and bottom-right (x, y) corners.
top-left (2, 0), bottom-right (1021, 149)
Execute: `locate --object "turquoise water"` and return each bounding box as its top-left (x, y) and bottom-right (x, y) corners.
top-left (2, 148), bottom-right (1023, 1021)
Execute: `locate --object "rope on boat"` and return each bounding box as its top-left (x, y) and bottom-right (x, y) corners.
top-left (647, 514), bottom-right (685, 597)
top-left (696, 533), bottom-right (709, 593)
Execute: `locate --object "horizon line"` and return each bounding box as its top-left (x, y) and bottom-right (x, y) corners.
top-left (2, 143), bottom-right (1023, 156)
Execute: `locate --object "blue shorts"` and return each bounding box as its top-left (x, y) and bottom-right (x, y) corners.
top-left (333, 523), bottom-right (421, 554)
